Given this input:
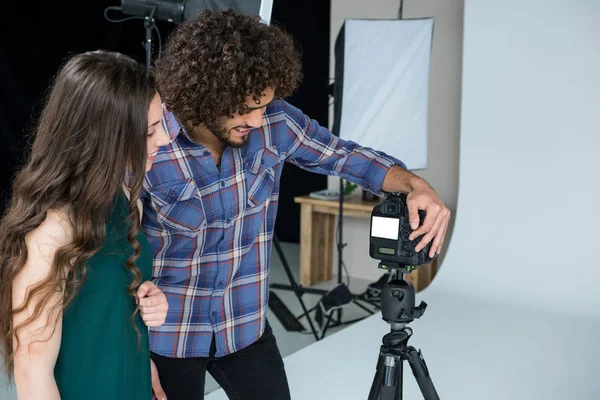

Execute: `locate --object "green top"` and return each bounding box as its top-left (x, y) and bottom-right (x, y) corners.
top-left (54, 192), bottom-right (152, 400)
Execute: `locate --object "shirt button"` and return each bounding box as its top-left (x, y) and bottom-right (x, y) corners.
top-left (211, 311), bottom-right (217, 318)
top-left (220, 181), bottom-right (225, 187)
top-left (225, 218), bottom-right (231, 224)
top-left (203, 151), bottom-right (210, 157)
top-left (218, 281), bottom-right (224, 287)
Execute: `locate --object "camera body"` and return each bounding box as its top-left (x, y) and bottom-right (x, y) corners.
top-left (369, 193), bottom-right (435, 272)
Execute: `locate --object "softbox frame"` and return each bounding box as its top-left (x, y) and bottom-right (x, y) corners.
top-left (332, 18), bottom-right (434, 170)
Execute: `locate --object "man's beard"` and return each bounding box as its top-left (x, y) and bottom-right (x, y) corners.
top-left (208, 120), bottom-right (250, 149)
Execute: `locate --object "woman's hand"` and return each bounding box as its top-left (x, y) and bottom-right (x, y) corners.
top-left (137, 281), bottom-right (168, 327)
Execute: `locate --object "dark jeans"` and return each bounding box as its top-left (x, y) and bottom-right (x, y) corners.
top-left (150, 321), bottom-right (291, 400)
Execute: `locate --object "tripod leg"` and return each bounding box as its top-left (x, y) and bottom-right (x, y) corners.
top-left (394, 357), bottom-right (403, 400)
top-left (369, 351), bottom-right (403, 400)
top-left (368, 352), bottom-right (385, 400)
top-left (405, 347), bottom-right (440, 400)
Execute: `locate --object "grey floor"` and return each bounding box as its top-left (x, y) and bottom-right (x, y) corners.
top-left (0, 242), bottom-right (376, 399)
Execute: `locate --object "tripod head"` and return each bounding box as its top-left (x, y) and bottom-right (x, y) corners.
top-left (378, 262), bottom-right (427, 326)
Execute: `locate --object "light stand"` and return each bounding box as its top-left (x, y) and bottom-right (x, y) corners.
top-left (104, 0), bottom-right (185, 67)
top-left (327, 177), bottom-right (380, 328)
top-left (269, 232), bottom-right (376, 341)
top-left (269, 217), bottom-right (380, 341)
top-left (143, 7), bottom-right (157, 68)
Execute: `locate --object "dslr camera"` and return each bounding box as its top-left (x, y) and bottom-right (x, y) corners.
top-left (369, 193), bottom-right (436, 274)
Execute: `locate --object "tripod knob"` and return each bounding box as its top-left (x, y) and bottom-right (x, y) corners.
top-left (392, 290), bottom-right (404, 301)
top-left (413, 301), bottom-right (428, 319)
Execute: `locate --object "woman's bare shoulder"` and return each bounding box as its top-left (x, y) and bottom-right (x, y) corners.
top-left (25, 207), bottom-right (73, 261)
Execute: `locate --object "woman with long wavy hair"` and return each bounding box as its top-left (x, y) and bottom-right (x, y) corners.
top-left (0, 50), bottom-right (170, 399)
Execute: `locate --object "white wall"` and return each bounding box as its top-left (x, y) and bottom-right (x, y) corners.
top-left (329, 0), bottom-right (464, 281)
top-left (436, 0), bottom-right (600, 317)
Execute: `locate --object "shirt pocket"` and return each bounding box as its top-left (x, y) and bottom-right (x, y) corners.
top-left (244, 147), bottom-right (281, 209)
top-left (147, 178), bottom-right (207, 235)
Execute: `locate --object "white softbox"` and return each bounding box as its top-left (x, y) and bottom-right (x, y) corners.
top-left (332, 18), bottom-right (434, 170)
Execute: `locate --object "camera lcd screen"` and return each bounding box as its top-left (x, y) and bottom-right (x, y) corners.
top-left (378, 247), bottom-right (395, 255)
top-left (371, 216), bottom-right (400, 240)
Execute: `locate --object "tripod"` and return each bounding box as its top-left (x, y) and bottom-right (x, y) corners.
top-left (368, 264), bottom-right (439, 400)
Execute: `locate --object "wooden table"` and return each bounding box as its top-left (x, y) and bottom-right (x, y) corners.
top-left (293, 195), bottom-right (380, 286)
top-left (293, 195), bottom-right (437, 290)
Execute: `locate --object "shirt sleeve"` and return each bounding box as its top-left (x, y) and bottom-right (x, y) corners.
top-left (281, 100), bottom-right (407, 195)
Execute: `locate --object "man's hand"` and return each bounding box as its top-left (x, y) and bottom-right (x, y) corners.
top-left (405, 179), bottom-right (451, 258)
top-left (382, 166), bottom-right (451, 257)
top-left (151, 359), bottom-right (167, 400)
top-left (137, 281), bottom-right (168, 327)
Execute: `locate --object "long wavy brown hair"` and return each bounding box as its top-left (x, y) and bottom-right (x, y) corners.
top-left (0, 50), bottom-right (156, 376)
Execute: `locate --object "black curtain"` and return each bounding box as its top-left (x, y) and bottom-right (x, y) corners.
top-left (0, 0), bottom-right (163, 210)
top-left (271, 0), bottom-right (330, 243)
top-left (0, 0), bottom-right (330, 243)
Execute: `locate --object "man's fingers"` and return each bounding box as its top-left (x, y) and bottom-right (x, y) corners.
top-left (414, 213), bottom-right (445, 253)
top-left (409, 207), bottom-right (437, 240)
top-left (407, 198), bottom-right (421, 230)
top-left (432, 212), bottom-right (450, 256)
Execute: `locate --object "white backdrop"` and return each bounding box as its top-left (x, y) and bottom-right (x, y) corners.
top-left (438, 0), bottom-right (600, 318)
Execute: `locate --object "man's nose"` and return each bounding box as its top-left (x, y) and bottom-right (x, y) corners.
top-left (246, 109), bottom-right (264, 128)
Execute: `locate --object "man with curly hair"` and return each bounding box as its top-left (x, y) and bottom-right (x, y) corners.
top-left (142, 9), bottom-right (451, 400)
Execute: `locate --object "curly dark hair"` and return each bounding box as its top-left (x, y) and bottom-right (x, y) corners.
top-left (156, 9), bottom-right (303, 128)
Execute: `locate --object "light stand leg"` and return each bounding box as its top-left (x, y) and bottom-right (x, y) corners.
top-left (271, 235), bottom-right (320, 340)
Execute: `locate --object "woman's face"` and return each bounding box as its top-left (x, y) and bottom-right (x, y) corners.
top-left (146, 93), bottom-right (169, 172)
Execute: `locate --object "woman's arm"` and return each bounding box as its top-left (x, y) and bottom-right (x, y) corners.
top-left (12, 211), bottom-right (71, 400)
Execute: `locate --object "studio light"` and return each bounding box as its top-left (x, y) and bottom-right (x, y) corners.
top-left (105, 0), bottom-right (274, 67)
top-left (120, 0), bottom-right (186, 24)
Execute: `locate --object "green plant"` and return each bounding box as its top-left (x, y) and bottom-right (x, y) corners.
top-left (343, 180), bottom-right (358, 196)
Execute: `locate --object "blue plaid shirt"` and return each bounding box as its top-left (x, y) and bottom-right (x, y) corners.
top-left (141, 99), bottom-right (404, 358)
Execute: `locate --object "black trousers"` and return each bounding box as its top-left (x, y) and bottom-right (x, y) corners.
top-left (150, 321), bottom-right (291, 400)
